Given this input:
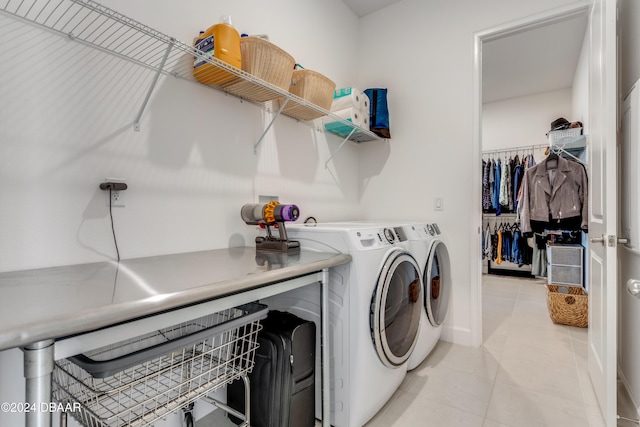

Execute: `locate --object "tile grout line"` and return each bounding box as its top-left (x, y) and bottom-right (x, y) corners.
top-left (568, 327), bottom-right (606, 427)
top-left (480, 278), bottom-right (521, 427)
top-left (569, 329), bottom-right (591, 422)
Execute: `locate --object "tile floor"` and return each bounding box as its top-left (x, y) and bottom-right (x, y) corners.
top-left (200, 274), bottom-right (638, 427)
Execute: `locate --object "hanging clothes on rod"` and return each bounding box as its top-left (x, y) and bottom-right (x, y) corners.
top-left (494, 157), bottom-right (502, 215)
top-left (482, 144), bottom-right (546, 216)
top-left (482, 215), bottom-right (533, 268)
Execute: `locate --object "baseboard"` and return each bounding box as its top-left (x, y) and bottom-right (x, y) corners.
top-left (617, 368), bottom-right (640, 421)
top-left (440, 325), bottom-right (473, 347)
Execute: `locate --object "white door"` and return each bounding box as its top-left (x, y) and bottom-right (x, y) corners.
top-left (587, 0), bottom-right (618, 425)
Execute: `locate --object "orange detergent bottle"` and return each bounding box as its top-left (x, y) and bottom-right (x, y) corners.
top-left (193, 15), bottom-right (241, 86)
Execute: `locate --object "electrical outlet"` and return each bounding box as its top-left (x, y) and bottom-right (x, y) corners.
top-left (104, 177), bottom-right (126, 207)
top-left (111, 190), bottom-right (123, 206)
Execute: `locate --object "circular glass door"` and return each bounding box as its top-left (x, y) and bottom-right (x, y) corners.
top-left (425, 240), bottom-right (451, 326)
top-left (370, 250), bottom-right (422, 368)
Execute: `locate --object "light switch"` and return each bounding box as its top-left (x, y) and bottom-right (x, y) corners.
top-left (434, 197), bottom-right (444, 211)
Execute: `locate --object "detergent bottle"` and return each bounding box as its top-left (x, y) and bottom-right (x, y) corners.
top-left (193, 16), bottom-right (241, 86)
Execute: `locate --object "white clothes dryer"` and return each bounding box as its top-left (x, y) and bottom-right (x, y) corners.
top-left (403, 222), bottom-right (452, 371)
top-left (261, 223), bottom-right (422, 427)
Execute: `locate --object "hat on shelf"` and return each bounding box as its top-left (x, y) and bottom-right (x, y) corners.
top-left (547, 117), bottom-right (571, 134)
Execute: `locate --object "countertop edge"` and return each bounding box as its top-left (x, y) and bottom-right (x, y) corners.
top-left (0, 252), bottom-right (351, 351)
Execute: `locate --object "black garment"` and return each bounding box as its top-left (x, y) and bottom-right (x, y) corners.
top-left (535, 233), bottom-right (549, 249)
top-left (491, 230), bottom-right (499, 261)
top-left (521, 235), bottom-right (533, 266)
top-left (530, 216), bottom-right (584, 234)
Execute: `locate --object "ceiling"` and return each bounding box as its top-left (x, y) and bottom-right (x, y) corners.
top-left (342, 0), bottom-right (589, 104)
top-left (342, 0), bottom-right (402, 17)
top-left (482, 13), bottom-right (589, 103)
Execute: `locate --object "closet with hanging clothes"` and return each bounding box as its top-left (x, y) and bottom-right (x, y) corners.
top-left (481, 145), bottom-right (546, 276)
top-left (482, 126), bottom-right (589, 281)
top-left (482, 214), bottom-right (534, 276)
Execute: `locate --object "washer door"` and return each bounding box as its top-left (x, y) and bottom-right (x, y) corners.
top-left (425, 240), bottom-right (451, 327)
top-left (371, 250), bottom-right (422, 368)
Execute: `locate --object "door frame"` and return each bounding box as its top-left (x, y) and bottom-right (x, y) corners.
top-left (470, 1), bottom-right (593, 345)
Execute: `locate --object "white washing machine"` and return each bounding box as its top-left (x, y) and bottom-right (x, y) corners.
top-left (403, 222), bottom-right (452, 371)
top-left (261, 223), bottom-right (422, 427)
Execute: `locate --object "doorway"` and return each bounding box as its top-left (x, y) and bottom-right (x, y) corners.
top-left (473, 0), bottom-right (625, 424)
top-left (472, 0), bottom-right (591, 346)
top-left (479, 11), bottom-right (589, 283)
top-left (470, 2), bottom-right (614, 426)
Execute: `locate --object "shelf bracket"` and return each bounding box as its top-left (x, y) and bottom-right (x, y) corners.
top-left (324, 127), bottom-right (356, 169)
top-left (254, 96), bottom-right (290, 154)
top-left (133, 38), bottom-right (175, 132)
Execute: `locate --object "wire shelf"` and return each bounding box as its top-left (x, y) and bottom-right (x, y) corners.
top-left (52, 303), bottom-right (267, 427)
top-left (0, 0), bottom-right (381, 143)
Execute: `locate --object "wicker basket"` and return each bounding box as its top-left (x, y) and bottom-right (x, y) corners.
top-left (224, 37), bottom-right (295, 102)
top-left (548, 127), bottom-right (582, 146)
top-left (546, 284), bottom-right (588, 328)
top-left (280, 69), bottom-right (336, 121)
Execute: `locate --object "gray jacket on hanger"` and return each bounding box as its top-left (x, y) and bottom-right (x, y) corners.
top-left (519, 156), bottom-right (588, 234)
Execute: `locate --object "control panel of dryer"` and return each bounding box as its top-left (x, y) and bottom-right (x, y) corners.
top-left (349, 227), bottom-right (406, 249)
top-left (415, 223), bottom-right (441, 239)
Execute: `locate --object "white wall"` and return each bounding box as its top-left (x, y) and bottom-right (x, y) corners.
top-left (618, 0), bottom-right (640, 415)
top-left (0, 0), bottom-right (365, 272)
top-left (572, 26), bottom-right (590, 129)
top-left (620, 0), bottom-right (640, 95)
top-left (483, 89), bottom-right (572, 151)
top-left (356, 0), bottom-right (583, 345)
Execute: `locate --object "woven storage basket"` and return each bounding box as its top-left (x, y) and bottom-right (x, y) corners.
top-left (548, 127), bottom-right (582, 145)
top-left (281, 69), bottom-right (336, 121)
top-left (546, 284), bottom-right (588, 327)
top-left (224, 37), bottom-right (295, 102)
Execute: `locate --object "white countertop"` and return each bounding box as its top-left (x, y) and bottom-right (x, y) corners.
top-left (0, 248), bottom-right (351, 351)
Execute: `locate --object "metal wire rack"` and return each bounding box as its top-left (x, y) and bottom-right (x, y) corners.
top-left (52, 302), bottom-right (268, 427)
top-left (0, 0), bottom-right (381, 143)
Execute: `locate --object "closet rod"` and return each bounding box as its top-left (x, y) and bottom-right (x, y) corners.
top-left (482, 143), bottom-right (547, 155)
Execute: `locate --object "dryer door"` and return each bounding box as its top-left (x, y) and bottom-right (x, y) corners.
top-left (424, 240), bottom-right (451, 327)
top-left (371, 250), bottom-right (422, 368)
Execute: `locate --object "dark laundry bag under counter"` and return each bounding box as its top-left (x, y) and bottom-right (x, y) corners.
top-left (227, 310), bottom-right (316, 427)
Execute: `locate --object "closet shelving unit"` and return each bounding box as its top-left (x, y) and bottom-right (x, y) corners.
top-left (550, 134), bottom-right (587, 164)
top-left (548, 133), bottom-right (587, 288)
top-left (0, 0), bottom-right (385, 156)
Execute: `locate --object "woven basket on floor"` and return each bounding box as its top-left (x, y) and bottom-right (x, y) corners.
top-left (224, 37), bottom-right (295, 102)
top-left (280, 69), bottom-right (336, 121)
top-left (546, 284), bottom-right (588, 328)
